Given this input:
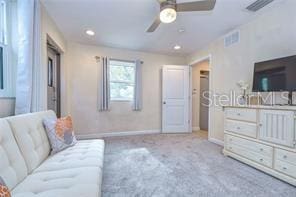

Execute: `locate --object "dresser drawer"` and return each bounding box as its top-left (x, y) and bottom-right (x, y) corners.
top-left (226, 135), bottom-right (273, 157)
top-left (225, 119), bottom-right (257, 138)
top-left (225, 138), bottom-right (272, 168)
top-left (275, 148), bottom-right (296, 164)
top-left (274, 159), bottom-right (296, 178)
top-left (225, 108), bottom-right (257, 122)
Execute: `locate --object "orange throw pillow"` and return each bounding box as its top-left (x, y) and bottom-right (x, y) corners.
top-left (43, 116), bottom-right (77, 154)
top-left (55, 116), bottom-right (74, 139)
top-left (0, 177), bottom-right (11, 197)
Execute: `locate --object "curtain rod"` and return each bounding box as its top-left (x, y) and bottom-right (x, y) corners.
top-left (95, 56), bottom-right (143, 64)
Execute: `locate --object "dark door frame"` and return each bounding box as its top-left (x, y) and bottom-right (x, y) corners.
top-left (47, 36), bottom-right (61, 117)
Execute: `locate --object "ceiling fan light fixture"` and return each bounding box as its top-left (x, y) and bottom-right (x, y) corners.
top-left (147, 0), bottom-right (217, 33)
top-left (159, 6), bottom-right (177, 23)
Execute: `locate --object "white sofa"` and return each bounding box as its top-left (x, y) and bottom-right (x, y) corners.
top-left (0, 111), bottom-right (105, 197)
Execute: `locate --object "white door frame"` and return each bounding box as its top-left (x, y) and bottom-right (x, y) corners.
top-left (189, 55), bottom-right (213, 138)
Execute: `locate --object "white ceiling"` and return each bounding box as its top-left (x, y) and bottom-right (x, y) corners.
top-left (41, 0), bottom-right (282, 56)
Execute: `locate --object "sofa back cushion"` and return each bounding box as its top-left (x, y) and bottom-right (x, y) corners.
top-left (6, 111), bottom-right (56, 173)
top-left (0, 119), bottom-right (28, 190)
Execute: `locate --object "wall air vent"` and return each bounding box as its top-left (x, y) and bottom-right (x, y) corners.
top-left (246, 0), bottom-right (274, 12)
top-left (224, 31), bottom-right (240, 48)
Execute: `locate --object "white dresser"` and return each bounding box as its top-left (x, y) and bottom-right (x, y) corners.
top-left (223, 106), bottom-right (296, 186)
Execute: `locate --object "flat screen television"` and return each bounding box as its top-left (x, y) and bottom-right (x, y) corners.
top-left (252, 55), bottom-right (296, 92)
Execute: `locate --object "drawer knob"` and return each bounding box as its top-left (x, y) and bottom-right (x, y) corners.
top-left (283, 167), bottom-right (287, 170)
top-left (260, 148), bottom-right (263, 151)
top-left (283, 155), bottom-right (287, 159)
top-left (260, 158), bottom-right (263, 162)
top-left (237, 113), bottom-right (241, 116)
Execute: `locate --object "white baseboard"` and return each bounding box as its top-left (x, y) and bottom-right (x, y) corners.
top-left (209, 137), bottom-right (224, 146)
top-left (77, 129), bottom-right (223, 147)
top-left (77, 129), bottom-right (161, 140)
top-left (192, 127), bottom-right (200, 131)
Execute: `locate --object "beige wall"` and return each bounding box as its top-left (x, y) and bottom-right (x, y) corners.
top-left (0, 98), bottom-right (15, 118)
top-left (192, 60), bottom-right (209, 130)
top-left (41, 3), bottom-right (67, 112)
top-left (65, 42), bottom-right (186, 136)
top-left (187, 0), bottom-right (296, 142)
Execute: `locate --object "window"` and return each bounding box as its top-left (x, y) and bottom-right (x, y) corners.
top-left (0, 46), bottom-right (3, 89)
top-left (0, 0), bottom-right (7, 45)
top-left (0, 0), bottom-right (15, 97)
top-left (109, 60), bottom-right (135, 101)
top-left (0, 0), bottom-right (7, 92)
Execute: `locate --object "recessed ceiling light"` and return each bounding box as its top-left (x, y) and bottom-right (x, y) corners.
top-left (174, 45), bottom-right (181, 50)
top-left (86, 30), bottom-right (95, 36)
top-left (178, 29), bottom-right (185, 33)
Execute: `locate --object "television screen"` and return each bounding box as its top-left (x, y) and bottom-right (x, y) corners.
top-left (252, 55), bottom-right (296, 92)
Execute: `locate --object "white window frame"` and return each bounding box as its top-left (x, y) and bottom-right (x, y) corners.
top-left (0, 0), bottom-right (14, 98)
top-left (109, 59), bottom-right (136, 102)
top-left (0, 0), bottom-right (7, 45)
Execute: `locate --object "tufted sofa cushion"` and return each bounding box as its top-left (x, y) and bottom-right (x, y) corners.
top-left (35, 139), bottom-right (105, 173)
top-left (12, 167), bottom-right (102, 197)
top-left (0, 119), bottom-right (28, 190)
top-left (6, 111), bottom-right (56, 173)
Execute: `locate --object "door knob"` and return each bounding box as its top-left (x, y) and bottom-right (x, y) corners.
top-left (163, 101), bottom-right (166, 105)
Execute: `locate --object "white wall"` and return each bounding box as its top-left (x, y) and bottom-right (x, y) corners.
top-left (192, 60), bottom-right (209, 130)
top-left (187, 0), bottom-right (296, 142)
top-left (65, 42), bottom-right (186, 136)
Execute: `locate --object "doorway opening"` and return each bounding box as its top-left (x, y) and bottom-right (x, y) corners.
top-left (191, 59), bottom-right (210, 138)
top-left (47, 39), bottom-right (61, 117)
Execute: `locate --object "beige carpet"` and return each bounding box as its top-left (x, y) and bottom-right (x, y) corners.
top-left (102, 131), bottom-right (296, 197)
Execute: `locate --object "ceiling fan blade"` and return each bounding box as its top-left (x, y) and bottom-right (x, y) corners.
top-left (176, 0), bottom-right (216, 12)
top-left (146, 17), bottom-right (161, 33)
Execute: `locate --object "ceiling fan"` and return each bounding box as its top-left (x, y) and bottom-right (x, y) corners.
top-left (147, 0), bottom-right (216, 32)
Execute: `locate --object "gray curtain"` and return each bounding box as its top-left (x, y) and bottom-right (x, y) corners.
top-left (133, 60), bottom-right (142, 111)
top-left (99, 57), bottom-right (110, 111)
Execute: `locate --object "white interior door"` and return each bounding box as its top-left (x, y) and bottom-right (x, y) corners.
top-left (162, 65), bottom-right (190, 133)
